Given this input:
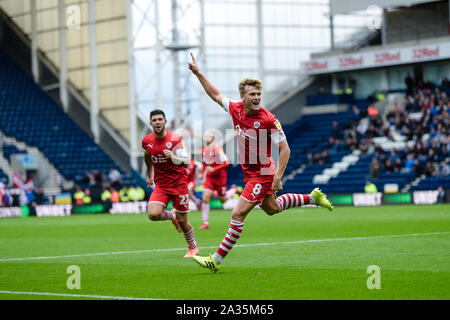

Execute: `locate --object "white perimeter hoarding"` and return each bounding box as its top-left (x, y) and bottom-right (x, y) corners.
top-left (302, 41), bottom-right (450, 75)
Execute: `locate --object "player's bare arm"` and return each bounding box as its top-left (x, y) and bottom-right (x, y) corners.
top-left (273, 140), bottom-right (290, 191)
top-left (188, 52), bottom-right (224, 106)
top-left (144, 152), bottom-right (154, 187)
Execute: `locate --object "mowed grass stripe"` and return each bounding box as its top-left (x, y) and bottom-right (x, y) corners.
top-left (0, 231), bottom-right (448, 262)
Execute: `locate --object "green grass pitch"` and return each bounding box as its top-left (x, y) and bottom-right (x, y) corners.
top-left (0, 204), bottom-right (449, 300)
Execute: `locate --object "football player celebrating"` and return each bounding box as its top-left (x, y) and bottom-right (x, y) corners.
top-left (188, 53), bottom-right (333, 272)
top-left (198, 130), bottom-right (229, 229)
top-left (142, 109), bottom-right (199, 258)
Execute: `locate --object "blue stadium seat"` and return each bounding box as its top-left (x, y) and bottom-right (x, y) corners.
top-left (0, 50), bottom-right (144, 188)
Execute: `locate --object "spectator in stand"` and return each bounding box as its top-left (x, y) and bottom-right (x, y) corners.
top-left (119, 186), bottom-right (129, 202)
top-left (367, 104), bottom-right (379, 120)
top-left (369, 158), bottom-right (381, 180)
top-left (82, 188), bottom-right (91, 204)
top-left (403, 154), bottom-right (415, 173)
top-left (437, 186), bottom-right (446, 203)
top-left (330, 121), bottom-right (343, 139)
top-left (127, 185), bottom-right (138, 202)
top-left (384, 158), bottom-right (395, 173)
top-left (351, 105), bottom-right (361, 122)
top-left (316, 150), bottom-right (330, 165)
top-left (73, 187), bottom-right (84, 205)
top-left (405, 73), bottom-right (414, 96)
top-left (365, 181), bottom-right (378, 193)
top-left (318, 86), bottom-right (326, 95)
top-left (111, 188), bottom-right (120, 203)
top-left (423, 162), bottom-right (435, 177)
top-left (101, 186), bottom-right (112, 210)
top-left (108, 167), bottom-right (122, 190)
top-left (135, 185), bottom-right (146, 201)
top-left (306, 152), bottom-right (314, 166)
top-left (442, 77), bottom-right (450, 89)
top-left (93, 170), bottom-right (104, 186)
top-left (394, 157), bottom-right (404, 173)
top-left (413, 159), bottom-right (425, 178)
top-left (438, 161), bottom-right (450, 176)
top-left (82, 172), bottom-right (95, 187)
top-left (34, 188), bottom-right (44, 205)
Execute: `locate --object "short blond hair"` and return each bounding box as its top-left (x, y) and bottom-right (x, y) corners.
top-left (239, 78), bottom-right (263, 96)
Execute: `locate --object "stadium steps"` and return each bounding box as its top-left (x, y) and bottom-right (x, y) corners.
top-left (0, 149), bottom-right (13, 184)
top-left (0, 130), bottom-right (72, 194)
top-left (313, 150), bottom-right (359, 185)
top-left (0, 49), bottom-right (144, 190)
top-left (409, 176), bottom-right (450, 190)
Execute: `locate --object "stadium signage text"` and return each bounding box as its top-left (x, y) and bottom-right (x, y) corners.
top-left (302, 41), bottom-right (450, 74)
top-left (0, 207), bottom-right (21, 218)
top-left (36, 205), bottom-right (72, 217)
top-left (339, 56), bottom-right (363, 68)
top-left (305, 61), bottom-right (328, 72)
top-left (375, 51), bottom-right (400, 64)
top-left (353, 192), bottom-right (382, 206)
top-left (413, 190), bottom-right (439, 205)
top-left (110, 201), bottom-right (147, 214)
top-left (412, 47), bottom-right (439, 60)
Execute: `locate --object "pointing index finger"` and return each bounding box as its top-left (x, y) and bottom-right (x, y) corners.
top-left (190, 52), bottom-right (196, 63)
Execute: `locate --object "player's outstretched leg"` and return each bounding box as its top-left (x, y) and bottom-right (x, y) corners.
top-left (275, 188), bottom-right (333, 212)
top-left (193, 254), bottom-right (219, 272)
top-left (193, 198), bottom-right (253, 272)
top-left (309, 188), bottom-right (334, 211)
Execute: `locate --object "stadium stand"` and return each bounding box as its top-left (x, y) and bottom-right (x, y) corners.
top-left (0, 167), bottom-right (8, 184)
top-left (226, 78), bottom-right (449, 196)
top-left (0, 50), bottom-right (145, 190)
top-left (2, 144), bottom-right (27, 161)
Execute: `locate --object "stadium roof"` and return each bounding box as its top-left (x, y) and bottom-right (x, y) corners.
top-left (330, 0), bottom-right (439, 15)
top-left (0, 0), bottom-right (132, 142)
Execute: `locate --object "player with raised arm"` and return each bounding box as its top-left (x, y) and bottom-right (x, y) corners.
top-left (198, 130), bottom-right (230, 229)
top-left (188, 53), bottom-right (333, 272)
top-left (142, 109), bottom-right (199, 258)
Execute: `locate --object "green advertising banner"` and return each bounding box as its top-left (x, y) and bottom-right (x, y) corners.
top-left (383, 193), bottom-right (412, 204)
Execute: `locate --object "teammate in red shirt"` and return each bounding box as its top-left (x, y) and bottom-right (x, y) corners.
top-left (142, 109), bottom-right (199, 258)
top-left (188, 53), bottom-right (333, 271)
top-left (198, 131), bottom-right (229, 229)
top-left (185, 159), bottom-right (201, 209)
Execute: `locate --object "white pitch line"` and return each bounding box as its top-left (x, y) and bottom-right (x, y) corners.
top-left (0, 231), bottom-right (448, 263)
top-left (0, 290), bottom-right (162, 300)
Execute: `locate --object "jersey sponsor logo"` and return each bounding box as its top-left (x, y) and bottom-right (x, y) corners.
top-left (151, 154), bottom-right (168, 163)
top-left (166, 142), bottom-right (172, 148)
top-left (254, 121), bottom-right (260, 128)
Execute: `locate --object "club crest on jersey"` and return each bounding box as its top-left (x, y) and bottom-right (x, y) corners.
top-left (254, 121), bottom-right (260, 128)
top-left (166, 142), bottom-right (172, 148)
